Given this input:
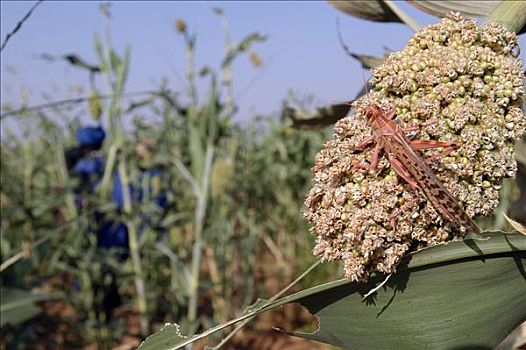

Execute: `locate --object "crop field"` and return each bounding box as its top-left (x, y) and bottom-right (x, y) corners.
top-left (1, 2), bottom-right (525, 350)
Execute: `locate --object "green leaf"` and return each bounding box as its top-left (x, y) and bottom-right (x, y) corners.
top-left (509, 138), bottom-right (526, 227)
top-left (487, 0), bottom-right (526, 34)
top-left (221, 33), bottom-right (267, 68)
top-left (407, 0), bottom-right (500, 19)
top-left (288, 232), bottom-right (526, 350)
top-left (110, 49), bottom-right (123, 75)
top-left (189, 121), bottom-right (205, 179)
top-left (93, 33), bottom-right (108, 73)
top-left (514, 137), bottom-right (526, 167)
top-left (286, 103), bottom-right (352, 129)
top-left (0, 288), bottom-right (57, 327)
top-left (115, 46), bottom-right (131, 94)
top-left (328, 0), bottom-right (422, 30)
top-left (139, 298), bottom-right (274, 350)
top-left (349, 52), bottom-right (385, 69)
top-left (138, 324), bottom-right (187, 350)
top-left (328, 0), bottom-right (403, 22)
top-left (139, 232), bottom-right (525, 350)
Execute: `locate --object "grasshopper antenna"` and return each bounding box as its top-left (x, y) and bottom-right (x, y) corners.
top-left (335, 15), bottom-right (370, 89)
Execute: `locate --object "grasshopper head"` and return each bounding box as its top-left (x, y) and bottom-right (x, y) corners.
top-left (363, 104), bottom-right (384, 123)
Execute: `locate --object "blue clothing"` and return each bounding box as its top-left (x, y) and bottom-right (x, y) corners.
top-left (74, 156), bottom-right (105, 175)
top-left (110, 169), bottom-right (168, 210)
top-left (73, 155), bottom-right (167, 251)
top-left (74, 155), bottom-right (105, 192)
top-left (97, 221), bottom-right (129, 249)
top-left (76, 127), bottom-right (106, 148)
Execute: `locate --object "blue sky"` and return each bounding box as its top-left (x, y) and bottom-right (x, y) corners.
top-left (1, 1), bottom-right (438, 123)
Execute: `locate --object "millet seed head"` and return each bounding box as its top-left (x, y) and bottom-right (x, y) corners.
top-left (304, 13), bottom-right (525, 282)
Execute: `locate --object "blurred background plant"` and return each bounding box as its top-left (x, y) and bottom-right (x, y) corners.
top-left (0, 4), bottom-right (337, 349)
top-left (1, 1), bottom-right (525, 350)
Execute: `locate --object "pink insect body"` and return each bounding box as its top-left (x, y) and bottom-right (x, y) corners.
top-left (357, 104), bottom-right (480, 235)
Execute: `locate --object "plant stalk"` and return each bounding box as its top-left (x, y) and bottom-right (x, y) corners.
top-left (118, 159), bottom-right (149, 335)
top-left (217, 11), bottom-right (235, 117)
top-left (185, 32), bottom-right (198, 106)
top-left (187, 142), bottom-right (214, 323)
top-left (55, 135), bottom-right (78, 220)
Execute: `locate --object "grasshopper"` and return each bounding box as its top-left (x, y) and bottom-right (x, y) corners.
top-left (356, 103), bottom-right (481, 235)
